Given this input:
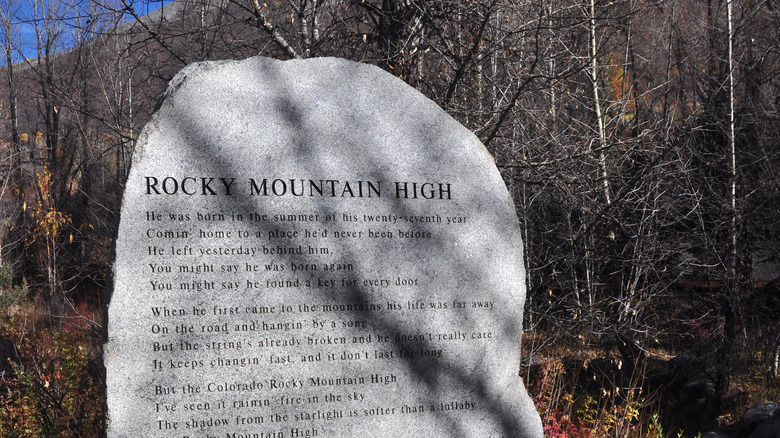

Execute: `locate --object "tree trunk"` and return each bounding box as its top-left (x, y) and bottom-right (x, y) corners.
top-left (589, 0), bottom-right (611, 206)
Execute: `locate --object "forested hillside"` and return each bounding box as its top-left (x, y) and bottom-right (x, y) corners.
top-left (0, 0), bottom-right (778, 436)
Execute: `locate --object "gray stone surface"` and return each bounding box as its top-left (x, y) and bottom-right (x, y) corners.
top-left (743, 402), bottom-right (780, 429)
top-left (106, 56), bottom-right (542, 437)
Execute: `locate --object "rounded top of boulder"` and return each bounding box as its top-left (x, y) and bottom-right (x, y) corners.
top-left (108, 56), bottom-right (542, 437)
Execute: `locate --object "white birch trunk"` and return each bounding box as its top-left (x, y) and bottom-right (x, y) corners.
top-left (589, 0), bottom-right (611, 206)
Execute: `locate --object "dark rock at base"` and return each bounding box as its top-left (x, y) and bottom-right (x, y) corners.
top-left (704, 431), bottom-right (735, 438)
top-left (748, 416), bottom-right (780, 438)
top-left (703, 401), bottom-right (780, 438)
top-left (680, 396), bottom-right (718, 434)
top-left (743, 402), bottom-right (780, 438)
top-left (742, 402), bottom-right (780, 430)
top-left (681, 373), bottom-right (717, 402)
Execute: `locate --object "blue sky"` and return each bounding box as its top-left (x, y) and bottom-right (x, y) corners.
top-left (5, 0), bottom-right (171, 63)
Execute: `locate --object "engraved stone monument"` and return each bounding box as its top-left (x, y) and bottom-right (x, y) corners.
top-left (106, 56), bottom-right (543, 437)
